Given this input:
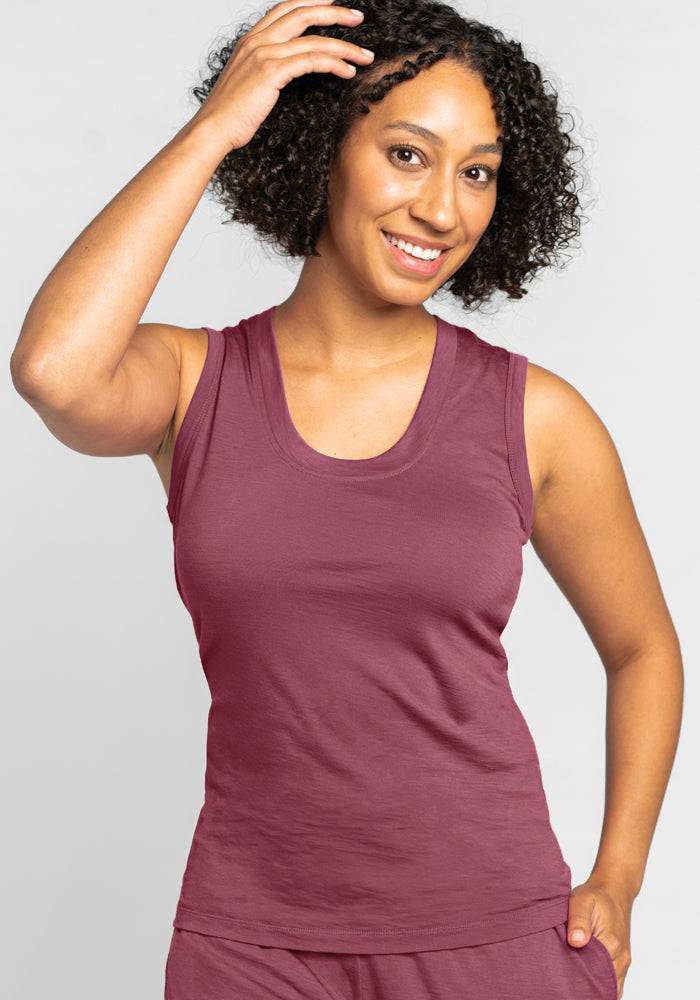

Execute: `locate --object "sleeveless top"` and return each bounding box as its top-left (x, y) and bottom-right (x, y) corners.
top-left (165, 305), bottom-right (572, 954)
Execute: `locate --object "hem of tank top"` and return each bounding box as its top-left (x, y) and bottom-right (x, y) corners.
top-left (166, 326), bottom-right (224, 529)
top-left (252, 347), bottom-right (459, 483)
top-left (504, 351), bottom-right (534, 544)
top-left (171, 894), bottom-right (572, 953)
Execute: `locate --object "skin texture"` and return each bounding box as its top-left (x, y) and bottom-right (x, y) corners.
top-left (11, 5), bottom-right (682, 997)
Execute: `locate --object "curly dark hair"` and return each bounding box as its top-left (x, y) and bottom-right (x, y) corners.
top-left (192, 0), bottom-right (585, 309)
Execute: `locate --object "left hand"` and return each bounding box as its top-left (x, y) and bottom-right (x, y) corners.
top-left (566, 879), bottom-right (633, 999)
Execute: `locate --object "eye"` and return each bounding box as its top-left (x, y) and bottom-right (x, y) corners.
top-left (464, 164), bottom-right (497, 186)
top-left (389, 145), bottom-right (497, 186)
top-left (388, 143), bottom-right (423, 167)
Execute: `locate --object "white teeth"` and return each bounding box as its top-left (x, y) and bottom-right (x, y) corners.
top-left (385, 232), bottom-right (443, 261)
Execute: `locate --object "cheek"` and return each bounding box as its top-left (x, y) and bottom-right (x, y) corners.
top-left (350, 161), bottom-right (405, 214)
top-left (375, 177), bottom-right (413, 206)
top-left (330, 161), bottom-right (386, 223)
top-left (469, 191), bottom-right (498, 238)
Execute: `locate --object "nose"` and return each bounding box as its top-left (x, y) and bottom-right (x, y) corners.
top-left (409, 172), bottom-right (459, 233)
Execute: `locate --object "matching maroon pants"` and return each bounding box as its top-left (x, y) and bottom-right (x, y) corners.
top-left (164, 921), bottom-right (618, 999)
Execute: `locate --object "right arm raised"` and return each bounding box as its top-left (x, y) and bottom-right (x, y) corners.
top-left (9, 118), bottom-right (229, 458)
top-left (9, 0), bottom-right (373, 458)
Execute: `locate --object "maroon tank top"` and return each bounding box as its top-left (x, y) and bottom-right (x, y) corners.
top-left (165, 305), bottom-right (572, 953)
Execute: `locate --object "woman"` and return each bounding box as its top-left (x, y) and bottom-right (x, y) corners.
top-left (10, 1), bottom-right (683, 998)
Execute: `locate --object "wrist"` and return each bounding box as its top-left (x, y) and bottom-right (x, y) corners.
top-left (171, 112), bottom-right (236, 172)
top-left (587, 863), bottom-right (641, 909)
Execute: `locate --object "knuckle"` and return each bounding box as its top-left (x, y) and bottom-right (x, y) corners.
top-left (248, 43), bottom-right (266, 64)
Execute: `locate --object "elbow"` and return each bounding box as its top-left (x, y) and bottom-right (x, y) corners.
top-left (10, 348), bottom-right (56, 403)
top-left (10, 348), bottom-right (41, 400)
top-left (10, 344), bottom-right (84, 410)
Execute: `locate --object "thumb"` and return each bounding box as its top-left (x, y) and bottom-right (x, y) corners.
top-left (567, 887), bottom-right (595, 947)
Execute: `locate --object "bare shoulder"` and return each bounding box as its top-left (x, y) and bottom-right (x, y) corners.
top-left (523, 360), bottom-right (618, 502)
top-left (520, 362), bottom-right (671, 669)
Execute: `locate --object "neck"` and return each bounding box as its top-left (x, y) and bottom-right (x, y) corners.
top-left (273, 256), bottom-right (437, 373)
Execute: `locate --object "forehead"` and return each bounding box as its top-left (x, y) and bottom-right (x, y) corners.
top-left (348, 59), bottom-right (500, 143)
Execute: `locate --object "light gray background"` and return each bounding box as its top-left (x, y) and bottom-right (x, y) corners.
top-left (2, 0), bottom-right (697, 997)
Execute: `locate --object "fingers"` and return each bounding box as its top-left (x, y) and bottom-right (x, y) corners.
top-left (242, 0), bottom-right (333, 41)
top-left (567, 887), bottom-right (595, 946)
top-left (239, 2), bottom-right (374, 82)
top-left (259, 34), bottom-right (375, 77)
top-left (193, 0), bottom-right (374, 150)
top-left (246, 0), bottom-right (365, 47)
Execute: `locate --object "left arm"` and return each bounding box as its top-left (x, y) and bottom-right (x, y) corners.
top-left (524, 362), bottom-right (684, 999)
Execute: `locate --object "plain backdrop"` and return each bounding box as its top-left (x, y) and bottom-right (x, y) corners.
top-left (2, 0), bottom-right (697, 997)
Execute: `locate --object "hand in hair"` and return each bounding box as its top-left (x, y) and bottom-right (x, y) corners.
top-left (191, 0), bottom-right (374, 152)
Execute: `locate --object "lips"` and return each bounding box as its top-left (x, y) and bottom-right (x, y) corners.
top-left (381, 230), bottom-right (447, 274)
top-left (382, 230), bottom-right (451, 252)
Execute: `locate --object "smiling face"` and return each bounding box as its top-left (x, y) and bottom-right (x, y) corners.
top-left (316, 57), bottom-right (503, 308)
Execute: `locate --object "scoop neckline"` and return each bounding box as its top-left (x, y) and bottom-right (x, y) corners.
top-left (253, 305), bottom-right (457, 480)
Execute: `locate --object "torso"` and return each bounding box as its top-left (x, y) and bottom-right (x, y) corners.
top-left (149, 322), bottom-right (548, 503)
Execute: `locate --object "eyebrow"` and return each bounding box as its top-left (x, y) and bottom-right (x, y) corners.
top-left (381, 121), bottom-right (503, 156)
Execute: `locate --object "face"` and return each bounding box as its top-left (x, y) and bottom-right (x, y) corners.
top-left (317, 58), bottom-right (502, 307)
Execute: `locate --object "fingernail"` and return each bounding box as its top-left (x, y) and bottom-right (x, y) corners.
top-left (570, 929), bottom-right (586, 944)
top-left (350, 8), bottom-right (364, 14)
top-left (360, 47), bottom-right (374, 57)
